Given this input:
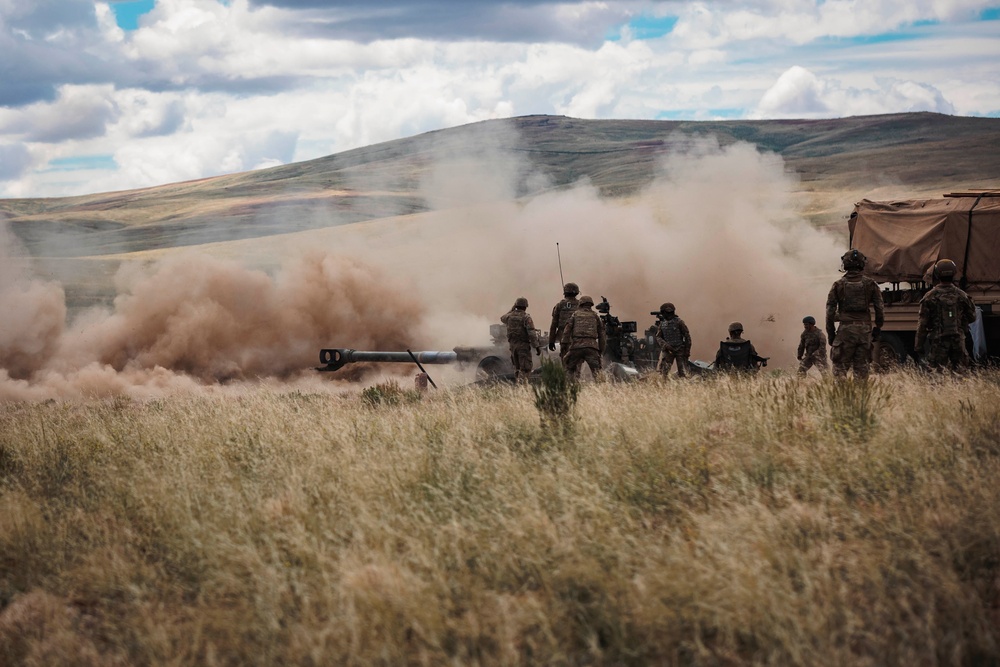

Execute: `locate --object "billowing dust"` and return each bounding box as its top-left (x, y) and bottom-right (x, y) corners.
top-left (1, 129), bottom-right (844, 400)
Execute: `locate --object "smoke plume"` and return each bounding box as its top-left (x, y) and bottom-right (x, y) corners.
top-left (0, 126), bottom-right (845, 400)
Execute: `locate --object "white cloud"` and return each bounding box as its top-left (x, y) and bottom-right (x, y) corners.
top-left (753, 66), bottom-right (956, 118)
top-left (669, 0), bottom-right (996, 47)
top-left (1, 0), bottom-right (998, 197)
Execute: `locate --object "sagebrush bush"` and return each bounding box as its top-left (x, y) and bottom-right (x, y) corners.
top-left (1, 371), bottom-right (999, 665)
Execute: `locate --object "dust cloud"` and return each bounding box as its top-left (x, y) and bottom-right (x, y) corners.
top-left (1, 126), bottom-right (844, 401)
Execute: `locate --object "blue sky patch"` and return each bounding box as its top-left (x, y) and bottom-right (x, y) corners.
top-left (110, 0), bottom-right (156, 31)
top-left (982, 7), bottom-right (1000, 20)
top-left (609, 14), bottom-right (678, 41)
top-left (44, 155), bottom-right (118, 172)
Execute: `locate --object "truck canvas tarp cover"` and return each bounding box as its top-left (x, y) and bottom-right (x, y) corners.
top-left (849, 195), bottom-right (1000, 288)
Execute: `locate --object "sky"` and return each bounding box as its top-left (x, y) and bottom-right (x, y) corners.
top-left (1, 0), bottom-right (998, 199)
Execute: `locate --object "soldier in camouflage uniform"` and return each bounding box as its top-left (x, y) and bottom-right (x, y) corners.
top-left (915, 259), bottom-right (976, 373)
top-left (501, 297), bottom-right (541, 382)
top-left (826, 250), bottom-right (885, 380)
top-left (549, 282), bottom-right (580, 361)
top-left (563, 295), bottom-right (606, 380)
top-left (655, 302), bottom-right (692, 378)
top-left (797, 315), bottom-right (829, 376)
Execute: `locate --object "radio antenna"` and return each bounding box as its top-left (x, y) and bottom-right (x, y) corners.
top-left (556, 242), bottom-right (565, 287)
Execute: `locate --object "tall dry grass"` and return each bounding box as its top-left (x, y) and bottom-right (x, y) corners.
top-left (1, 371), bottom-right (999, 665)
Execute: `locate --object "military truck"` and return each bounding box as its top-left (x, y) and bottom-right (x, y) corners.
top-left (848, 190), bottom-right (1000, 365)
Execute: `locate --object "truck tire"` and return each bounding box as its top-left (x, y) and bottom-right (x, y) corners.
top-left (873, 332), bottom-right (907, 371)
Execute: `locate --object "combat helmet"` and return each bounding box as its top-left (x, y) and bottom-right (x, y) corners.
top-left (933, 258), bottom-right (958, 281)
top-left (841, 249), bottom-right (867, 271)
top-left (563, 282), bottom-right (580, 296)
top-left (514, 297), bottom-right (528, 309)
top-left (660, 302), bottom-right (675, 314)
top-left (802, 315), bottom-right (816, 325)
top-left (578, 295), bottom-right (595, 307)
top-left (728, 322), bottom-right (744, 334)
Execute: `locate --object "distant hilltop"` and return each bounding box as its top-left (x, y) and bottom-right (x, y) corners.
top-left (3, 111), bottom-right (999, 260)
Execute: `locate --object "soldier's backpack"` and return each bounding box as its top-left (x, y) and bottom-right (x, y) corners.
top-left (935, 288), bottom-right (962, 336)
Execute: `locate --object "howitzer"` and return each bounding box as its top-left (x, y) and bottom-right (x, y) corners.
top-left (317, 346), bottom-right (516, 378)
top-left (317, 323), bottom-right (549, 380)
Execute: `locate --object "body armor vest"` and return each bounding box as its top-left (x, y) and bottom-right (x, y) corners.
top-left (557, 300), bottom-right (579, 329)
top-left (503, 310), bottom-right (531, 343)
top-left (659, 318), bottom-right (684, 349)
top-left (571, 310), bottom-right (600, 340)
top-left (842, 279), bottom-right (869, 313)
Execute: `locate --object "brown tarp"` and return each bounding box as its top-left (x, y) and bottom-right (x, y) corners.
top-left (850, 195), bottom-right (1000, 287)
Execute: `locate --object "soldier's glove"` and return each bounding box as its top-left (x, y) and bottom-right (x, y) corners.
top-left (535, 347), bottom-right (542, 356)
top-left (871, 326), bottom-right (881, 342)
top-left (827, 330), bottom-right (836, 344)
top-left (797, 354), bottom-right (803, 361)
top-left (547, 342), bottom-right (556, 352)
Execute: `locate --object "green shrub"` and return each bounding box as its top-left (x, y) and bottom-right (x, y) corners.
top-left (532, 358), bottom-right (579, 434)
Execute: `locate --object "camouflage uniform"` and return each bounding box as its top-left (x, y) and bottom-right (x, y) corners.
top-left (549, 296), bottom-right (579, 360)
top-left (563, 301), bottom-right (606, 380)
top-left (797, 328), bottom-right (829, 375)
top-left (501, 304), bottom-right (537, 382)
top-left (655, 315), bottom-right (692, 378)
top-left (826, 269), bottom-right (884, 380)
top-left (914, 283), bottom-right (976, 372)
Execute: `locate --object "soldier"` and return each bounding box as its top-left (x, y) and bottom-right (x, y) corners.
top-left (914, 259), bottom-right (976, 372)
top-left (655, 302), bottom-right (692, 378)
top-left (563, 295), bottom-right (606, 380)
top-left (548, 282), bottom-right (580, 361)
top-left (797, 315), bottom-right (829, 376)
top-left (714, 322), bottom-right (766, 372)
top-left (826, 249), bottom-right (885, 379)
top-left (500, 297), bottom-right (540, 382)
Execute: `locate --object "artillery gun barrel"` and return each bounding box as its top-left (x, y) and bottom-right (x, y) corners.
top-left (318, 348), bottom-right (459, 372)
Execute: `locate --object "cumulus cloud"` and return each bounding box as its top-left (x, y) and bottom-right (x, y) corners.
top-left (669, 0), bottom-right (996, 48)
top-left (244, 0), bottom-right (650, 46)
top-left (753, 66), bottom-right (956, 118)
top-left (1, 0), bottom-right (997, 197)
top-left (0, 85), bottom-right (120, 142)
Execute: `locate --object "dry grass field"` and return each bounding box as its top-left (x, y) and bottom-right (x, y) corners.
top-left (2, 369), bottom-right (999, 665)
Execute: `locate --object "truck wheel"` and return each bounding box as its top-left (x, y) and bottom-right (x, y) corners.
top-left (874, 333), bottom-right (906, 371)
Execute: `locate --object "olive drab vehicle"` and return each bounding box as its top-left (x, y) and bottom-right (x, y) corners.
top-left (848, 191), bottom-right (1000, 367)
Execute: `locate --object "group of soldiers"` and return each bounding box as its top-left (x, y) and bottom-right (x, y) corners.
top-left (500, 249), bottom-right (978, 383)
top-left (823, 249), bottom-right (977, 379)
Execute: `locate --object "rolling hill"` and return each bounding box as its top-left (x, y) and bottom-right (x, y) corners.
top-left (3, 111), bottom-right (1000, 310)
